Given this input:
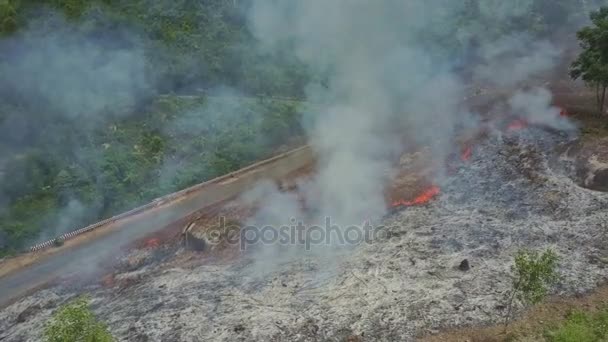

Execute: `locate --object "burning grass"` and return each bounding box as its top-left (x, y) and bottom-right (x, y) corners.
top-left (461, 145), bottom-right (473, 162)
top-left (507, 118), bottom-right (529, 132)
top-left (391, 185), bottom-right (441, 208)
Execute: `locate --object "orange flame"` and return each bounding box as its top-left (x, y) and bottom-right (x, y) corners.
top-left (506, 119), bottom-right (528, 132)
top-left (461, 146), bottom-right (472, 161)
top-left (145, 238), bottom-right (160, 249)
top-left (392, 186), bottom-right (440, 207)
top-left (101, 274), bottom-right (115, 287)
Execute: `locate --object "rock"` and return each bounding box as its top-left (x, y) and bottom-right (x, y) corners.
top-left (561, 138), bottom-right (608, 192)
top-left (590, 167), bottom-right (608, 191)
top-left (182, 222), bottom-right (207, 252)
top-left (346, 335), bottom-right (363, 342)
top-left (183, 231), bottom-right (207, 251)
top-left (458, 259), bottom-right (470, 271)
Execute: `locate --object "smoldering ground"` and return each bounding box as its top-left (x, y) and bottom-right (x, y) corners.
top-left (239, 0), bottom-right (582, 273)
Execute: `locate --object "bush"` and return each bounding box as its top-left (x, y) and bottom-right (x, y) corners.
top-left (0, 0), bottom-right (17, 35)
top-left (504, 248), bottom-right (559, 326)
top-left (44, 296), bottom-right (114, 342)
top-left (53, 237), bottom-right (64, 247)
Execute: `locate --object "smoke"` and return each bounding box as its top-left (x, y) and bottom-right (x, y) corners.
top-left (0, 10), bottom-right (153, 249)
top-left (158, 87), bottom-right (302, 191)
top-left (474, 35), bottom-right (562, 88)
top-left (247, 1), bottom-right (467, 226)
top-left (35, 199), bottom-right (90, 244)
top-left (0, 13), bottom-right (150, 126)
top-left (509, 87), bottom-right (576, 131)
top-left (0, 4), bottom-right (304, 253)
top-left (240, 0), bottom-right (578, 268)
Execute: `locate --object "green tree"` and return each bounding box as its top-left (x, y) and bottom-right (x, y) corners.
top-left (0, 0), bottom-right (18, 35)
top-left (50, 0), bottom-right (91, 18)
top-left (571, 7), bottom-right (608, 116)
top-left (44, 296), bottom-right (114, 342)
top-left (504, 248), bottom-right (559, 327)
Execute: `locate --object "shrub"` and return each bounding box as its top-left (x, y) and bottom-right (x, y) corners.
top-left (44, 296), bottom-right (114, 342)
top-left (504, 248), bottom-right (559, 326)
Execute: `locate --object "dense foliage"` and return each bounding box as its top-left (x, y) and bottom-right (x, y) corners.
top-left (44, 296), bottom-right (114, 342)
top-left (571, 6), bottom-right (608, 115)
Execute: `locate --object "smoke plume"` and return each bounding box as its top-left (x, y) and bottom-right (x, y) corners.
top-left (241, 0), bottom-right (577, 263)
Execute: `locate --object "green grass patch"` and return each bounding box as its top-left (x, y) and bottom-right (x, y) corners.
top-left (545, 308), bottom-right (608, 342)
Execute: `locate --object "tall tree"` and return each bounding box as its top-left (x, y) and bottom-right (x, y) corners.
top-left (571, 7), bottom-right (608, 116)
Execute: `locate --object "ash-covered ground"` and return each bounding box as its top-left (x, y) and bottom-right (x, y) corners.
top-left (2, 127), bottom-right (608, 342)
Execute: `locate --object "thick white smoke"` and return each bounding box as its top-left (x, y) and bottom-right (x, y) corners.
top-left (246, 2), bottom-right (467, 228)
top-left (509, 87), bottom-right (576, 131)
top-left (240, 0), bottom-right (575, 265)
top-left (474, 35), bottom-right (562, 88)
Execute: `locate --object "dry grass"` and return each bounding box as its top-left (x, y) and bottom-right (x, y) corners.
top-left (555, 91), bottom-right (608, 140)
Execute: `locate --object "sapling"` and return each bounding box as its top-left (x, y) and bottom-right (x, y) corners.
top-left (504, 248), bottom-right (559, 327)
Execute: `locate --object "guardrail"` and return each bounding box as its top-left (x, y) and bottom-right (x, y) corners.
top-left (28, 145), bottom-right (313, 253)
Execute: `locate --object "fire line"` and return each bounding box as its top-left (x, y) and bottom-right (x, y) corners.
top-left (392, 185), bottom-right (441, 208)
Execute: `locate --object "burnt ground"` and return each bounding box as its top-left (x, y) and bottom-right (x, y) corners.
top-left (2, 121), bottom-right (608, 341)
